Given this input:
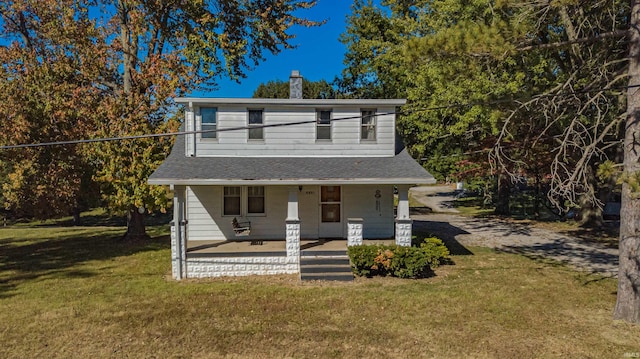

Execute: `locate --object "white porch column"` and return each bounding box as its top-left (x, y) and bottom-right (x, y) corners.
top-left (285, 187), bottom-right (301, 260)
top-left (395, 185), bottom-right (412, 246)
top-left (347, 218), bottom-right (364, 246)
top-left (171, 185), bottom-right (187, 280)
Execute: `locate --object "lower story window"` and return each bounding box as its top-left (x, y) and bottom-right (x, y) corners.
top-left (223, 186), bottom-right (265, 216)
top-left (224, 186), bottom-right (241, 216)
top-left (247, 186), bottom-right (265, 214)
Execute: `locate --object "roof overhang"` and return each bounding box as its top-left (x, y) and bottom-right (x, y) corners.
top-left (149, 177), bottom-right (436, 186)
top-left (174, 97), bottom-right (407, 108)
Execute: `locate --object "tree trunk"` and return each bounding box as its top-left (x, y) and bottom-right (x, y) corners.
top-left (124, 204), bottom-right (148, 240)
top-left (72, 207), bottom-right (81, 226)
top-left (533, 173), bottom-right (541, 220)
top-left (579, 166), bottom-right (604, 228)
top-left (613, 0), bottom-right (640, 323)
top-left (495, 174), bottom-right (511, 215)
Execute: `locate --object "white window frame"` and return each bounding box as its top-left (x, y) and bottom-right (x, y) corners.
top-left (248, 109), bottom-right (264, 141)
top-left (223, 186), bottom-right (241, 216)
top-left (360, 109), bottom-right (377, 142)
top-left (222, 186), bottom-right (266, 217)
top-left (246, 186), bottom-right (265, 215)
top-left (200, 107), bottom-right (218, 139)
top-left (316, 109), bottom-right (332, 141)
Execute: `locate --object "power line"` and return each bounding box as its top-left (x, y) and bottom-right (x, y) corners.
top-left (0, 112), bottom-right (394, 150)
top-left (1, 83), bottom-right (637, 150)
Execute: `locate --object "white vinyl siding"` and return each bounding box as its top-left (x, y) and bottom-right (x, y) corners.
top-left (342, 184), bottom-right (394, 238)
top-left (192, 106), bottom-right (396, 157)
top-left (185, 185), bottom-right (394, 241)
top-left (186, 186), bottom-right (288, 241)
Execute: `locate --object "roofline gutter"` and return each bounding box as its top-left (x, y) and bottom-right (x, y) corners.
top-left (174, 97), bottom-right (407, 107)
top-left (148, 178), bottom-right (436, 186)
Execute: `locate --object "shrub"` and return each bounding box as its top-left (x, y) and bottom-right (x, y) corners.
top-left (347, 245), bottom-right (380, 277)
top-left (348, 236), bottom-right (450, 279)
top-left (420, 237), bottom-right (451, 267)
top-left (388, 245), bottom-right (429, 278)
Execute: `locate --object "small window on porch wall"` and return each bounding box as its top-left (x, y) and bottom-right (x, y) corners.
top-left (316, 110), bottom-right (331, 140)
top-left (223, 186), bottom-right (241, 216)
top-left (361, 109), bottom-right (376, 141)
top-left (247, 186), bottom-right (265, 214)
top-left (248, 109), bottom-right (263, 140)
top-left (201, 107), bottom-right (217, 139)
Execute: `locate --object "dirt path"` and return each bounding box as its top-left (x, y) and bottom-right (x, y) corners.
top-left (410, 186), bottom-right (619, 276)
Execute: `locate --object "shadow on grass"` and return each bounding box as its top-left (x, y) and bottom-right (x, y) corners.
top-left (28, 211), bottom-right (172, 228)
top-left (413, 219), bottom-right (474, 256)
top-left (559, 222), bottom-right (620, 249)
top-left (495, 239), bottom-right (619, 277)
top-left (0, 229), bottom-right (170, 299)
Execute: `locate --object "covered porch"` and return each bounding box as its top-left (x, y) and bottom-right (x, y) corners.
top-left (181, 237), bottom-right (397, 280)
top-left (185, 238), bottom-right (397, 255)
top-left (170, 184), bottom-right (414, 279)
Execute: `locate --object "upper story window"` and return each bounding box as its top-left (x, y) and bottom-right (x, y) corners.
top-left (361, 109), bottom-right (377, 141)
top-left (316, 110), bottom-right (332, 140)
top-left (201, 107), bottom-right (217, 139)
top-left (248, 109), bottom-right (264, 140)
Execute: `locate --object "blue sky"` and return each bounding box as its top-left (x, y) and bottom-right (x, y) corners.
top-left (209, 1), bottom-right (353, 98)
top-left (0, 1), bottom-right (353, 98)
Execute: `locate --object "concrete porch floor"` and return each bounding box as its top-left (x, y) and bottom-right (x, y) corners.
top-left (186, 238), bottom-right (396, 254)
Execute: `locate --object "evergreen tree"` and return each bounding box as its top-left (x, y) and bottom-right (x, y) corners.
top-left (253, 78), bottom-right (337, 99)
top-left (338, 0), bottom-right (638, 322)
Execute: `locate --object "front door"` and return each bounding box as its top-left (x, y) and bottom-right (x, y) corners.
top-left (319, 185), bottom-right (343, 238)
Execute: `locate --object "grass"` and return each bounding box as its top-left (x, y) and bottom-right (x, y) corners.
top-left (452, 196), bottom-right (494, 217)
top-left (394, 193), bottom-right (433, 209)
top-left (1, 216), bottom-right (639, 358)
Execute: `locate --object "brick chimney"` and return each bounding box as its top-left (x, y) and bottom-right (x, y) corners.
top-left (289, 70), bottom-right (303, 99)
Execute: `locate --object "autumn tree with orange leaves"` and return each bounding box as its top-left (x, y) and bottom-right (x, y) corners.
top-left (0, 0), bottom-right (320, 237)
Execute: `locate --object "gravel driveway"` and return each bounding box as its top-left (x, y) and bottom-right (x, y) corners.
top-left (410, 185), bottom-right (619, 277)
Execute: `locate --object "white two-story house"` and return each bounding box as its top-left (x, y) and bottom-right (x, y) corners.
top-left (149, 71), bottom-right (435, 280)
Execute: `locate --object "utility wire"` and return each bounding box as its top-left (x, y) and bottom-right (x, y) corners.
top-left (1, 83), bottom-right (638, 150)
top-left (0, 112), bottom-right (394, 149)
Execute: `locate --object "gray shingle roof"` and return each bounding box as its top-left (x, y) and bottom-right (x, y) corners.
top-left (149, 134), bottom-right (435, 185)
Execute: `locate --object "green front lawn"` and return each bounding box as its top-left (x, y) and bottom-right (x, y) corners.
top-left (0, 219), bottom-right (638, 358)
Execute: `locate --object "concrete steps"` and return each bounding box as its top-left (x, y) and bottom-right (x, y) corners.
top-left (300, 251), bottom-right (353, 282)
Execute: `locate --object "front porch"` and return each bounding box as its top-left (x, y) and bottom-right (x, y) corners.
top-left (170, 184), bottom-right (416, 280)
top-left (186, 238), bottom-right (396, 255)
top-left (181, 238), bottom-right (397, 280)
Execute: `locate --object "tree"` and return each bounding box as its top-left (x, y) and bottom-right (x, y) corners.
top-left (0, 2), bottom-right (104, 221)
top-left (338, 0), bottom-right (640, 322)
top-left (614, 0), bottom-right (640, 324)
top-left (336, 0), bottom-right (419, 99)
top-left (253, 78), bottom-right (337, 99)
top-left (0, 0), bottom-right (320, 237)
